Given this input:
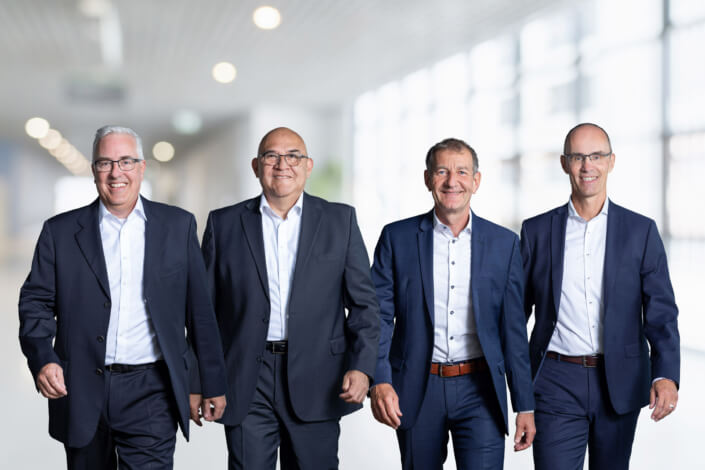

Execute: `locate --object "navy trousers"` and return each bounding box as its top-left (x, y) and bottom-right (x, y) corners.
top-left (396, 369), bottom-right (506, 470)
top-left (224, 349), bottom-right (340, 470)
top-left (64, 362), bottom-right (179, 470)
top-left (533, 355), bottom-right (640, 470)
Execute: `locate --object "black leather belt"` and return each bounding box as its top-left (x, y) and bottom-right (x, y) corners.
top-left (546, 351), bottom-right (603, 368)
top-left (265, 341), bottom-right (288, 354)
top-left (105, 360), bottom-right (164, 373)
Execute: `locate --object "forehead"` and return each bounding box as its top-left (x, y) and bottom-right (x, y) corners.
top-left (569, 126), bottom-right (610, 152)
top-left (97, 133), bottom-right (138, 157)
top-left (261, 131), bottom-right (307, 153)
top-left (433, 148), bottom-right (473, 167)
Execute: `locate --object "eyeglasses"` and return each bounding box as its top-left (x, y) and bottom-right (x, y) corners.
top-left (564, 152), bottom-right (612, 164)
top-left (93, 158), bottom-right (142, 172)
top-left (258, 152), bottom-right (309, 167)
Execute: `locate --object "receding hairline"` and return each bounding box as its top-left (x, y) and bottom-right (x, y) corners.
top-left (563, 122), bottom-right (613, 155)
top-left (257, 127), bottom-right (307, 155)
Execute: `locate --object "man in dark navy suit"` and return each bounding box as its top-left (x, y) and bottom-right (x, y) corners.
top-left (197, 127), bottom-right (379, 469)
top-left (19, 125), bottom-right (227, 469)
top-left (521, 123), bottom-right (680, 470)
top-left (370, 138), bottom-right (535, 469)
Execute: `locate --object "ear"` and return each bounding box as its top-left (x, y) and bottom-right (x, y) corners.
top-left (471, 171), bottom-right (481, 194)
top-left (251, 157), bottom-right (260, 177)
top-left (305, 157), bottom-right (314, 177)
top-left (560, 155), bottom-right (570, 175)
top-left (607, 153), bottom-right (616, 173)
top-left (424, 169), bottom-right (432, 191)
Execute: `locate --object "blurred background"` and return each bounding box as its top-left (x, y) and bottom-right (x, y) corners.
top-left (2, 0), bottom-right (703, 468)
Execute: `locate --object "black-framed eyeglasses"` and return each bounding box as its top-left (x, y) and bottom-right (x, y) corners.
top-left (93, 157), bottom-right (142, 172)
top-left (564, 152), bottom-right (612, 164)
top-left (258, 152), bottom-right (309, 167)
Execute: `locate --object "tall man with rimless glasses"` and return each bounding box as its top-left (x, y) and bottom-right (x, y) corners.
top-left (521, 123), bottom-right (680, 470)
top-left (19, 125), bottom-right (227, 469)
top-left (198, 127), bottom-right (379, 469)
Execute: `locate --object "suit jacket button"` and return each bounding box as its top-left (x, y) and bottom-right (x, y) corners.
top-left (104, 301), bottom-right (110, 308)
top-left (97, 336), bottom-right (104, 343)
top-left (95, 368), bottom-right (104, 376)
top-left (256, 356), bottom-right (262, 363)
top-left (262, 317), bottom-right (267, 323)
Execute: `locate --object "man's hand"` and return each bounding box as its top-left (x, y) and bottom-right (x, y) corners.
top-left (513, 412), bottom-right (536, 451)
top-left (190, 393), bottom-right (227, 426)
top-left (649, 378), bottom-right (678, 422)
top-left (37, 362), bottom-right (67, 399)
top-left (370, 383), bottom-right (403, 429)
top-left (339, 370), bottom-right (369, 404)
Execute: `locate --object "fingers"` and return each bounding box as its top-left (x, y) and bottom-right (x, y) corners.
top-left (37, 363), bottom-right (67, 399)
top-left (189, 394), bottom-right (202, 426)
top-left (650, 380), bottom-right (678, 422)
top-left (204, 395), bottom-right (227, 422)
top-left (339, 371), bottom-right (369, 404)
top-left (649, 386), bottom-right (656, 409)
top-left (370, 385), bottom-right (402, 429)
top-left (513, 414), bottom-right (536, 452)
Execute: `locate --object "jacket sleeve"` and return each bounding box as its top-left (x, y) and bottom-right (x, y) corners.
top-left (370, 225), bottom-right (395, 385)
top-left (341, 208), bottom-right (380, 380)
top-left (501, 236), bottom-right (536, 412)
top-left (641, 220), bottom-right (680, 386)
top-left (19, 221), bottom-right (62, 380)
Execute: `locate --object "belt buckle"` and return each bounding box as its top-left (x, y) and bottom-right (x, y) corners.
top-left (583, 356), bottom-right (596, 368)
top-left (438, 364), bottom-right (447, 378)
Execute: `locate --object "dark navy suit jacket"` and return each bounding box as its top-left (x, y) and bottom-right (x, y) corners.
top-left (19, 197), bottom-right (227, 447)
top-left (521, 200), bottom-right (680, 414)
top-left (371, 210), bottom-right (535, 432)
top-left (202, 193), bottom-right (380, 426)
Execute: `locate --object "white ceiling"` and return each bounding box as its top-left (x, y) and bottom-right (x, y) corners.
top-left (0, 0), bottom-right (566, 150)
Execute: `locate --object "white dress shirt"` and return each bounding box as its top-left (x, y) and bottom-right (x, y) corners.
top-left (260, 193), bottom-right (303, 341)
top-left (100, 198), bottom-right (162, 365)
top-left (550, 198), bottom-right (609, 355)
top-left (431, 212), bottom-right (483, 363)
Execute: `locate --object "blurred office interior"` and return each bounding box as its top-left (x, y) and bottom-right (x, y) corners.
top-left (1, 0), bottom-right (703, 468)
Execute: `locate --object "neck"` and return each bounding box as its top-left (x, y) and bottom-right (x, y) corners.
top-left (571, 193), bottom-right (606, 221)
top-left (103, 198), bottom-right (137, 219)
top-left (435, 207), bottom-right (470, 237)
top-left (264, 192), bottom-right (301, 219)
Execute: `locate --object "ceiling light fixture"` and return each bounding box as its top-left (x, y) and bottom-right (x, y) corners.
top-left (212, 62), bottom-right (237, 84)
top-left (253, 6), bottom-right (282, 30)
top-left (153, 141), bottom-right (175, 162)
top-left (25, 117), bottom-right (50, 139)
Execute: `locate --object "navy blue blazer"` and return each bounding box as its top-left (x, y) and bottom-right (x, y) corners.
top-left (19, 197), bottom-right (227, 448)
top-left (202, 193), bottom-right (380, 426)
top-left (371, 211), bottom-right (535, 432)
top-left (520, 200), bottom-right (680, 414)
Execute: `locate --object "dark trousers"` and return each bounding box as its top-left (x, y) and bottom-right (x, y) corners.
top-left (224, 349), bottom-right (340, 470)
top-left (533, 355), bottom-right (640, 470)
top-left (396, 369), bottom-right (505, 470)
top-left (64, 362), bottom-right (178, 470)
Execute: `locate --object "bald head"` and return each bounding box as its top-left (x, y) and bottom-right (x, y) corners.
top-left (563, 123), bottom-right (612, 156)
top-left (258, 127), bottom-right (308, 156)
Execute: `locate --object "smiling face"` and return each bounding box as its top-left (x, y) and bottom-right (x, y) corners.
top-left (561, 125), bottom-right (615, 205)
top-left (251, 128), bottom-right (313, 205)
top-left (424, 148), bottom-right (481, 220)
top-left (92, 133), bottom-right (145, 218)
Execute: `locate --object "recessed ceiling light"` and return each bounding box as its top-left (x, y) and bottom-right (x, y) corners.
top-left (25, 117), bottom-right (50, 139)
top-left (253, 6), bottom-right (282, 30)
top-left (153, 141), bottom-right (175, 162)
top-left (212, 62), bottom-right (237, 84)
top-left (172, 110), bottom-right (203, 135)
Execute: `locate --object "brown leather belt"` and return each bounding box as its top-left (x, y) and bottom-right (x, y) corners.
top-left (546, 351), bottom-right (603, 368)
top-left (430, 358), bottom-right (488, 377)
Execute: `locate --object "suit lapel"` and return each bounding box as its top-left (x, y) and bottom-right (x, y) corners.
top-left (241, 198), bottom-right (270, 301)
top-left (602, 200), bottom-right (621, 312)
top-left (550, 205), bottom-right (568, 316)
top-left (417, 211), bottom-right (435, 326)
top-left (470, 212), bottom-right (486, 328)
top-left (290, 193), bottom-right (322, 294)
top-left (75, 199), bottom-right (110, 298)
top-left (142, 197), bottom-right (166, 295)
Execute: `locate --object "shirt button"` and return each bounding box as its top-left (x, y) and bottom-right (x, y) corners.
top-left (450, 310), bottom-right (455, 315)
top-left (450, 336), bottom-right (454, 340)
top-left (450, 285), bottom-right (455, 289)
top-left (451, 261), bottom-right (455, 265)
top-left (452, 240), bottom-right (456, 244)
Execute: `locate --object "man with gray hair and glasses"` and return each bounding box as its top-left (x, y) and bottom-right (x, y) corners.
top-left (19, 125), bottom-right (227, 469)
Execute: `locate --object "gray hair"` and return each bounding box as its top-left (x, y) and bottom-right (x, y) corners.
top-left (425, 137), bottom-right (479, 174)
top-left (92, 125), bottom-right (144, 161)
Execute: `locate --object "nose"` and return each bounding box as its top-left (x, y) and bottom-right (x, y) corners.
top-left (109, 161), bottom-right (123, 177)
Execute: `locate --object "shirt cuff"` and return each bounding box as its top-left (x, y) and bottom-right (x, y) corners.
top-left (518, 410), bottom-right (534, 414)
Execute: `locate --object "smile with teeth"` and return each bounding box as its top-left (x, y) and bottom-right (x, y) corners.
top-left (109, 183), bottom-right (128, 188)
top-left (581, 177), bottom-right (597, 182)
